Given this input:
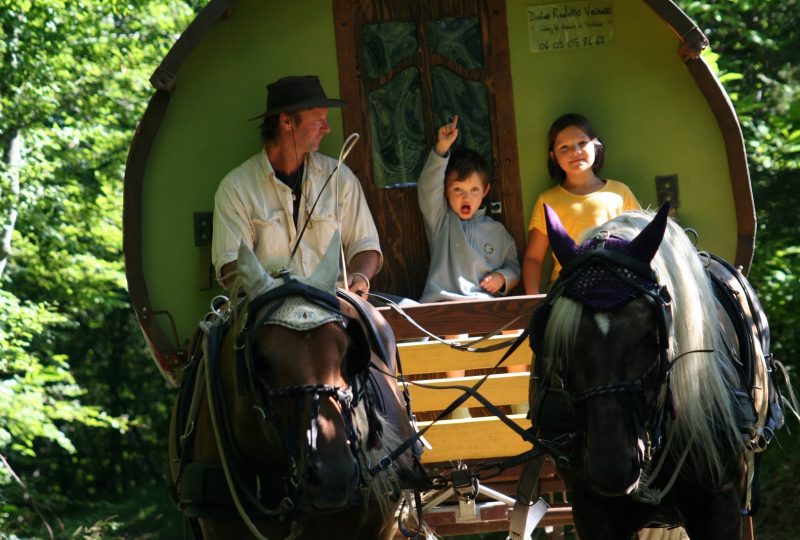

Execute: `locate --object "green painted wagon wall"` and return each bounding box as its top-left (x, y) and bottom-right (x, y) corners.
top-left (507, 0), bottom-right (736, 254)
top-left (141, 0), bottom-right (346, 340)
top-left (134, 0), bottom-right (742, 354)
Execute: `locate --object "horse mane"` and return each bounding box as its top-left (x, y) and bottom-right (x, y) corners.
top-left (353, 405), bottom-right (409, 515)
top-left (543, 209), bottom-right (743, 484)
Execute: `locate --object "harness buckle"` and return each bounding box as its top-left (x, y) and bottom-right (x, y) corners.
top-left (377, 455), bottom-right (393, 471)
top-left (556, 455), bottom-right (571, 469)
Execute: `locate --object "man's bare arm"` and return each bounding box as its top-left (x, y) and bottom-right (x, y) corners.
top-left (346, 250), bottom-right (381, 295)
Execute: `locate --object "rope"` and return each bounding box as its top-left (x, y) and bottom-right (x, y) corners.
top-left (203, 320), bottom-right (299, 540)
top-left (368, 292), bottom-right (522, 353)
top-left (334, 133), bottom-right (360, 286)
top-left (632, 434), bottom-right (692, 506)
top-left (367, 326), bottom-right (570, 477)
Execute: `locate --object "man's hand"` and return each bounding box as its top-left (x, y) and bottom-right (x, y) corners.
top-left (434, 114), bottom-right (459, 156)
top-left (347, 272), bottom-right (370, 296)
top-left (345, 250), bottom-right (380, 297)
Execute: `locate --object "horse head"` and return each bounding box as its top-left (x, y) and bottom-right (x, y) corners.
top-left (539, 203), bottom-right (672, 496)
top-left (234, 232), bottom-right (372, 511)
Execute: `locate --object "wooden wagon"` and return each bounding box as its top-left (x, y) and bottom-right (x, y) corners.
top-left (124, 0), bottom-right (755, 536)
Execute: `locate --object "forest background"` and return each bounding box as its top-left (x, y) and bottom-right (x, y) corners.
top-left (0, 0), bottom-right (798, 538)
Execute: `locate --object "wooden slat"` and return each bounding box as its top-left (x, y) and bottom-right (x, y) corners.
top-left (378, 295), bottom-right (545, 340)
top-left (417, 415), bottom-right (531, 463)
top-left (397, 334), bottom-right (533, 375)
top-left (403, 372), bottom-right (529, 412)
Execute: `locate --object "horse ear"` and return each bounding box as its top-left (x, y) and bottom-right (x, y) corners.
top-left (237, 241), bottom-right (275, 297)
top-left (544, 204), bottom-right (577, 266)
top-left (307, 230), bottom-right (341, 293)
top-left (629, 203), bottom-right (670, 263)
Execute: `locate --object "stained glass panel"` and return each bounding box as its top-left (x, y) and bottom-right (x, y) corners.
top-left (428, 17), bottom-right (483, 70)
top-left (368, 68), bottom-right (426, 187)
top-left (363, 22), bottom-right (418, 79)
top-left (431, 66), bottom-right (493, 176)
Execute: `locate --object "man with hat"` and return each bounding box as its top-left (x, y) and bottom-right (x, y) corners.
top-left (212, 75), bottom-right (381, 293)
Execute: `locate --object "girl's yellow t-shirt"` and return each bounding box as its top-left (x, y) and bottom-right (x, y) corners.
top-left (528, 179), bottom-right (641, 284)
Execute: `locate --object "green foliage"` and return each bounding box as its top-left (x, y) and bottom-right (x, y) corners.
top-left (0, 0), bottom-right (201, 536)
top-left (676, 0), bottom-right (800, 377)
top-left (0, 290), bottom-right (120, 459)
top-left (677, 2), bottom-right (800, 539)
top-left (679, 0), bottom-right (800, 230)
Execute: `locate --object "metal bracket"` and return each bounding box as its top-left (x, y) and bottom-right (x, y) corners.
top-left (422, 463), bottom-right (524, 524)
top-left (508, 497), bottom-right (550, 539)
top-left (193, 212), bottom-right (213, 247)
top-left (655, 174), bottom-right (679, 217)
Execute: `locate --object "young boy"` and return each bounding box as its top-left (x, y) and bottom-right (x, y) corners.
top-left (417, 115), bottom-right (521, 419)
top-left (417, 115), bottom-right (520, 303)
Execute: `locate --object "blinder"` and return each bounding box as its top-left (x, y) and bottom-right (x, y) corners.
top-left (530, 237), bottom-right (674, 362)
top-left (343, 315), bottom-right (373, 378)
top-left (237, 272), bottom-right (343, 395)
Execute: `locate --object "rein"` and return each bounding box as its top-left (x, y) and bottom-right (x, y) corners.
top-left (202, 314), bottom-right (299, 540)
top-left (569, 356), bottom-right (661, 402)
top-left (368, 292), bottom-right (523, 353)
top-left (368, 324), bottom-right (570, 479)
top-left (363, 293), bottom-right (572, 495)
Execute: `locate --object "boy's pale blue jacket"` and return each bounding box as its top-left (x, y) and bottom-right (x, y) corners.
top-left (417, 150), bottom-right (520, 303)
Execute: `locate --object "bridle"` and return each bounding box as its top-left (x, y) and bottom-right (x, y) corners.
top-left (533, 235), bottom-right (675, 468)
top-left (198, 272), bottom-right (379, 539)
top-left (237, 272), bottom-right (375, 492)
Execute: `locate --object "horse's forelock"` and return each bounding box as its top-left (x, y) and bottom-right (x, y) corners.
top-left (542, 296), bottom-right (583, 377)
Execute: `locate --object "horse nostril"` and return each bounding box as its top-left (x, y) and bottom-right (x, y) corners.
top-left (303, 458), bottom-right (361, 511)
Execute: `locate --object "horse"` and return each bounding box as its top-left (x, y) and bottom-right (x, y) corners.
top-left (529, 204), bottom-right (766, 539)
top-left (168, 235), bottom-right (425, 539)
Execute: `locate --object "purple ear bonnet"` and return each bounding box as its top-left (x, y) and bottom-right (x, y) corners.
top-left (544, 203), bottom-right (577, 266)
top-left (544, 204), bottom-right (669, 310)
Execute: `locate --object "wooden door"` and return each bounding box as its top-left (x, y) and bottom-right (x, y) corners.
top-left (334, 0), bottom-right (523, 299)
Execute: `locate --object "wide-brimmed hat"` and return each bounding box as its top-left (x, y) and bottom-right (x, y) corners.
top-left (249, 75), bottom-right (346, 120)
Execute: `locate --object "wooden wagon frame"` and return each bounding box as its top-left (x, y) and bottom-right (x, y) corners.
top-left (124, 0), bottom-right (757, 536)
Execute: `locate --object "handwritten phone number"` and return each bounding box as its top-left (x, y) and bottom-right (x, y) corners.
top-left (537, 35), bottom-right (607, 51)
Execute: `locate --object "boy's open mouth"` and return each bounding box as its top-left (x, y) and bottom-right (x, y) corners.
top-left (460, 204), bottom-right (471, 214)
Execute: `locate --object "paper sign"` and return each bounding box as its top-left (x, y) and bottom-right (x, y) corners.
top-left (527, 1), bottom-right (615, 53)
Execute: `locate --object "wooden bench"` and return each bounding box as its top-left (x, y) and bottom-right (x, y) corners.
top-left (378, 295), bottom-right (574, 537)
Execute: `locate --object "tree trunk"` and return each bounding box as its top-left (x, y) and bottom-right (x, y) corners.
top-left (0, 129), bottom-right (21, 280)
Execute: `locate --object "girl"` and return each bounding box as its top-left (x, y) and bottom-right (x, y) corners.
top-left (522, 113), bottom-right (640, 294)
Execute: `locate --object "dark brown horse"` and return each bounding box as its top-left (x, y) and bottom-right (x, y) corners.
top-left (168, 237), bottom-right (424, 539)
top-left (530, 204), bottom-right (766, 539)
